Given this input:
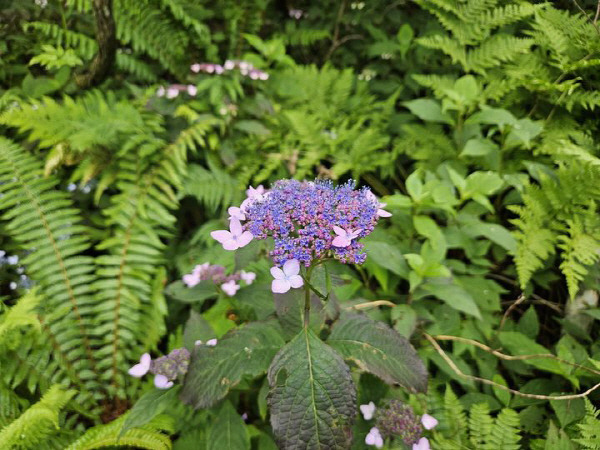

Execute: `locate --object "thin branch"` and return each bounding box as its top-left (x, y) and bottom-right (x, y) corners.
top-left (595, 0), bottom-right (600, 24)
top-left (498, 294), bottom-right (526, 332)
top-left (424, 333), bottom-right (600, 401)
top-left (346, 300), bottom-right (396, 310)
top-left (571, 0), bottom-right (600, 36)
top-left (433, 334), bottom-right (600, 376)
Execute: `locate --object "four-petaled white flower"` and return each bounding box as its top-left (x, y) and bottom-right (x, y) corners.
top-left (365, 427), bottom-right (383, 448)
top-left (246, 185), bottom-right (265, 200)
top-left (271, 259), bottom-right (304, 293)
top-left (240, 270), bottom-right (256, 285)
top-left (332, 226), bottom-right (362, 248)
top-left (221, 280), bottom-right (240, 296)
top-left (128, 353), bottom-right (151, 377)
top-left (360, 401), bottom-right (376, 420)
top-left (211, 218), bottom-right (253, 250)
top-left (421, 414), bottom-right (438, 430)
top-left (412, 437), bottom-right (431, 450)
top-left (154, 374), bottom-right (173, 389)
top-left (228, 206), bottom-right (246, 221)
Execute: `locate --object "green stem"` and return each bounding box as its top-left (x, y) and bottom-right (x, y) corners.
top-left (303, 265), bottom-right (314, 329)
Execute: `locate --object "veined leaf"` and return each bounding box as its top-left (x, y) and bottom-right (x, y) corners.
top-left (207, 401), bottom-right (250, 450)
top-left (268, 328), bottom-right (356, 449)
top-left (181, 320), bottom-right (285, 409)
top-left (328, 313), bottom-right (427, 393)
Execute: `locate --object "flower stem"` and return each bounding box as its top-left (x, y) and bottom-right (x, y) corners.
top-left (303, 265), bottom-right (314, 329)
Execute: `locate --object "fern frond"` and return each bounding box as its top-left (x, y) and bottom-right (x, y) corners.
top-left (182, 164), bottom-right (241, 213)
top-left (26, 22), bottom-right (97, 59)
top-left (484, 408), bottom-right (521, 450)
top-left (64, 413), bottom-right (174, 450)
top-left (443, 386), bottom-right (467, 439)
top-left (0, 138), bottom-right (99, 404)
top-left (469, 403), bottom-right (493, 447)
top-left (574, 399), bottom-right (600, 449)
top-left (466, 35), bottom-right (533, 73)
top-left (0, 288), bottom-right (41, 344)
top-left (0, 385), bottom-right (75, 450)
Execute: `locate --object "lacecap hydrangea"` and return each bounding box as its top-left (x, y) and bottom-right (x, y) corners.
top-left (211, 179), bottom-right (391, 292)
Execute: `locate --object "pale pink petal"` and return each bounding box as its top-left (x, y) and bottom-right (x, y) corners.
top-left (237, 231), bottom-right (253, 247)
top-left (377, 209), bottom-right (392, 217)
top-left (183, 273), bottom-right (200, 287)
top-left (332, 236), bottom-right (351, 247)
top-left (288, 275), bottom-right (304, 289)
top-left (222, 239), bottom-right (239, 251)
top-left (221, 280), bottom-right (240, 296)
top-left (332, 225), bottom-right (347, 236)
top-left (228, 206), bottom-right (245, 221)
top-left (270, 267), bottom-right (285, 279)
top-left (154, 374), bottom-right (173, 389)
top-left (140, 353), bottom-right (151, 368)
top-left (229, 218), bottom-right (243, 236)
top-left (206, 338), bottom-right (217, 346)
top-left (195, 340), bottom-right (203, 346)
top-left (360, 402), bottom-right (376, 420)
top-left (240, 271), bottom-right (256, 285)
top-left (282, 259), bottom-right (300, 277)
top-left (272, 279), bottom-right (291, 293)
top-left (211, 230), bottom-right (232, 243)
top-left (128, 363), bottom-right (148, 377)
top-left (350, 228), bottom-right (363, 239)
top-left (412, 437), bottom-right (430, 450)
top-left (421, 414), bottom-right (438, 430)
top-left (240, 198), bottom-right (252, 212)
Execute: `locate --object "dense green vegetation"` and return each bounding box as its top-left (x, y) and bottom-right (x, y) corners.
top-left (1, 0), bottom-right (600, 448)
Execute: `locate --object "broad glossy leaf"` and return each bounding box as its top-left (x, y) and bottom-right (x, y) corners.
top-left (181, 320), bottom-right (285, 409)
top-left (421, 282), bottom-right (482, 319)
top-left (207, 401), bottom-right (250, 450)
top-left (403, 99), bottom-right (454, 124)
top-left (268, 328), bottom-right (356, 449)
top-left (328, 313), bottom-right (427, 393)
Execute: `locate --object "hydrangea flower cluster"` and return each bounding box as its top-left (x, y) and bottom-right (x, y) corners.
top-left (182, 262), bottom-right (255, 297)
top-left (156, 84), bottom-right (197, 99)
top-left (128, 340), bottom-right (217, 389)
top-left (361, 400), bottom-right (437, 450)
top-left (190, 60), bottom-right (269, 80)
top-left (211, 180), bottom-right (391, 293)
top-left (243, 180), bottom-right (389, 266)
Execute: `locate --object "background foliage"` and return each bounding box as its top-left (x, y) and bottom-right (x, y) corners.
top-left (1, 0), bottom-right (600, 448)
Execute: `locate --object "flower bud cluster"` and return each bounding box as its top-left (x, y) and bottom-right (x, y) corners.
top-left (182, 262), bottom-right (255, 297)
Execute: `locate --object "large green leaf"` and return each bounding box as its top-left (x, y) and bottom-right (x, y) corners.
top-left (268, 328), bottom-right (356, 449)
top-left (120, 387), bottom-right (180, 436)
top-left (181, 320), bottom-right (285, 409)
top-left (207, 401), bottom-right (250, 450)
top-left (328, 313), bottom-right (428, 393)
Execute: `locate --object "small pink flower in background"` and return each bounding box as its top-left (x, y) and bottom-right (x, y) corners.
top-left (421, 414), bottom-right (438, 430)
top-left (156, 86), bottom-right (165, 97)
top-left (211, 218), bottom-right (253, 250)
top-left (187, 85), bottom-right (197, 96)
top-left (228, 206), bottom-right (246, 221)
top-left (206, 338), bottom-right (217, 346)
top-left (224, 60), bottom-right (235, 70)
top-left (166, 87), bottom-right (179, 99)
top-left (214, 65), bottom-right (224, 74)
top-left (240, 270), bottom-right (256, 285)
top-left (246, 185), bottom-right (265, 200)
top-left (365, 427), bottom-right (383, 448)
top-left (332, 226), bottom-right (362, 248)
top-left (376, 203), bottom-right (392, 217)
top-left (221, 280), bottom-right (240, 296)
top-left (191, 63), bottom-right (201, 73)
top-left (360, 401), bottom-right (376, 420)
top-left (154, 374), bottom-right (173, 389)
top-left (182, 271), bottom-right (201, 287)
top-left (413, 437), bottom-right (430, 450)
top-left (128, 353), bottom-right (151, 377)
top-left (271, 259), bottom-right (304, 293)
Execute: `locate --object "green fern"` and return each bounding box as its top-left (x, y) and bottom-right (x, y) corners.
top-left (0, 385), bottom-right (75, 449)
top-left (574, 399), bottom-right (600, 449)
top-left (64, 414), bottom-right (174, 450)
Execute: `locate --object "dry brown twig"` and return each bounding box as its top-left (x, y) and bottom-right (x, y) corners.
top-left (424, 333), bottom-right (600, 401)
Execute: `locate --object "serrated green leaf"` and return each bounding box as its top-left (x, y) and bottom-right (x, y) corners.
top-left (328, 313), bottom-right (427, 393)
top-left (120, 387), bottom-right (180, 436)
top-left (181, 321), bottom-right (285, 409)
top-left (268, 328), bottom-right (356, 450)
top-left (207, 401), bottom-right (250, 450)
